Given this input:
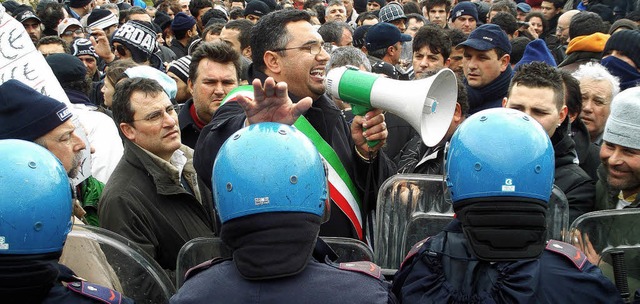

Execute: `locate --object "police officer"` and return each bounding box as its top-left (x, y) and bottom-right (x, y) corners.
top-left (392, 108), bottom-right (622, 303)
top-left (170, 123), bottom-right (396, 304)
top-left (0, 139), bottom-right (135, 304)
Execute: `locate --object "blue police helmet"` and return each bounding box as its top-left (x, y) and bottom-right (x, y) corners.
top-left (446, 108), bottom-right (555, 203)
top-left (212, 123), bottom-right (328, 224)
top-left (0, 139), bottom-right (73, 254)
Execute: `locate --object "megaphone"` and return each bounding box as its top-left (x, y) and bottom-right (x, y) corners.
top-left (325, 66), bottom-right (458, 147)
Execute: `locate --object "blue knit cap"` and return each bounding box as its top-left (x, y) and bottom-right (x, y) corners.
top-left (0, 80), bottom-right (71, 141)
top-left (514, 39), bottom-right (556, 71)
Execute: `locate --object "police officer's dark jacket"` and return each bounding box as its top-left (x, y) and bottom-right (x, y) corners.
top-left (1, 259), bottom-right (134, 304)
top-left (171, 216), bottom-right (396, 304)
top-left (392, 219), bottom-right (623, 303)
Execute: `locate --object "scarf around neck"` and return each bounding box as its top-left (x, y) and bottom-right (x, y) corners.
top-left (601, 56), bottom-right (640, 91)
top-left (465, 65), bottom-right (513, 115)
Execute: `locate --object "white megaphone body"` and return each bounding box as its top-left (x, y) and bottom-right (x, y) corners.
top-left (325, 66), bottom-right (458, 147)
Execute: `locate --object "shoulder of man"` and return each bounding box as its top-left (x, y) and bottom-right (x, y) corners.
top-left (184, 257), bottom-right (231, 282)
top-left (544, 239), bottom-right (588, 270)
top-left (327, 260), bottom-right (384, 280)
top-left (66, 281), bottom-right (134, 304)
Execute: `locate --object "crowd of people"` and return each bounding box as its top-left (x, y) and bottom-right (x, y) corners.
top-left (1, 0), bottom-right (640, 301)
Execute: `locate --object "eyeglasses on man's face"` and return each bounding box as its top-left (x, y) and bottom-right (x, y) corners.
top-left (272, 42), bottom-right (332, 55)
top-left (133, 104), bottom-right (177, 124)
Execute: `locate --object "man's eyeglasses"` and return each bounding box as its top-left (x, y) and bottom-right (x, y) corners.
top-left (132, 105), bottom-right (177, 124)
top-left (272, 42), bottom-right (332, 55)
top-left (62, 29), bottom-right (85, 36)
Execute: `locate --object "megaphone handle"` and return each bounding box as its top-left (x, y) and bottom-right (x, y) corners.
top-left (352, 104), bottom-right (380, 147)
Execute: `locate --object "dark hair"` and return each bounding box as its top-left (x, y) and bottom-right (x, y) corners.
top-left (303, 0), bottom-right (324, 10)
top-left (356, 12), bottom-right (378, 25)
top-left (157, 0), bottom-right (181, 17)
top-left (509, 36), bottom-right (531, 65)
top-left (189, 41), bottom-right (242, 83)
top-left (544, 0), bottom-right (564, 9)
top-left (559, 69), bottom-right (582, 117)
top-left (413, 24), bottom-right (451, 60)
top-left (489, 0), bottom-right (516, 17)
top-left (491, 12), bottom-right (518, 36)
top-left (424, 0), bottom-right (452, 13)
top-left (224, 19), bottom-right (254, 51)
top-left (203, 23), bottom-right (225, 38)
top-left (569, 11), bottom-right (604, 39)
top-left (202, 6), bottom-right (228, 25)
top-left (105, 59), bottom-right (138, 89)
top-left (61, 77), bottom-right (92, 96)
top-left (189, 0), bottom-right (213, 18)
top-left (318, 21), bottom-right (353, 45)
top-left (525, 11), bottom-right (547, 34)
top-left (36, 36), bottom-right (69, 53)
top-left (229, 7), bottom-right (244, 19)
top-left (126, 7), bottom-right (149, 20)
top-left (447, 27), bottom-right (467, 46)
top-left (509, 62), bottom-right (564, 110)
top-left (113, 77), bottom-right (165, 124)
top-left (456, 75), bottom-right (469, 116)
top-left (403, 1), bottom-right (421, 15)
top-left (368, 48), bottom-right (388, 59)
top-left (406, 13), bottom-right (427, 24)
top-left (312, 3), bottom-right (326, 24)
top-left (251, 10), bottom-right (311, 72)
top-left (173, 27), bottom-right (191, 40)
top-left (494, 47), bottom-right (508, 60)
top-left (37, 2), bottom-right (65, 34)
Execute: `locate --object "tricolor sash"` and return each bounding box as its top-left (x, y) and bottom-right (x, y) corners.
top-left (222, 86), bottom-right (364, 240)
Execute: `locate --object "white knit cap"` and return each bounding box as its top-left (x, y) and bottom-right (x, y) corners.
top-left (603, 86), bottom-right (640, 150)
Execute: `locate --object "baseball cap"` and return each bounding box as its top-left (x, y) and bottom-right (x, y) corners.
top-left (365, 22), bottom-right (412, 51)
top-left (456, 24), bottom-right (512, 54)
top-left (516, 3), bottom-right (531, 13)
top-left (57, 18), bottom-right (82, 36)
top-left (15, 9), bottom-right (41, 24)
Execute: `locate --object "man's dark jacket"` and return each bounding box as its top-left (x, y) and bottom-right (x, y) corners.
top-left (570, 117), bottom-right (600, 180)
top-left (194, 67), bottom-right (393, 240)
top-left (552, 121), bottom-right (596, 223)
top-left (178, 98), bottom-right (201, 149)
top-left (99, 139), bottom-right (216, 278)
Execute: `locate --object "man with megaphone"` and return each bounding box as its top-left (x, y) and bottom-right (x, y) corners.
top-left (194, 9), bottom-right (394, 242)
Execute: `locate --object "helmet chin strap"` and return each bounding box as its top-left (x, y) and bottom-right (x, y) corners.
top-left (454, 197), bottom-right (548, 262)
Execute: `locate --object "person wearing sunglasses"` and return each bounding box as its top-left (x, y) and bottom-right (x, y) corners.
top-left (57, 17), bottom-right (86, 45)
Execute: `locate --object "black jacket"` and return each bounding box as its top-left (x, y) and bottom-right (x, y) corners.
top-left (178, 98), bottom-right (201, 149)
top-left (552, 123), bottom-right (596, 223)
top-left (393, 219), bottom-right (622, 304)
top-left (99, 140), bottom-right (215, 277)
top-left (570, 118), bottom-right (600, 180)
top-left (193, 67), bottom-right (393, 240)
top-left (394, 133), bottom-right (446, 175)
